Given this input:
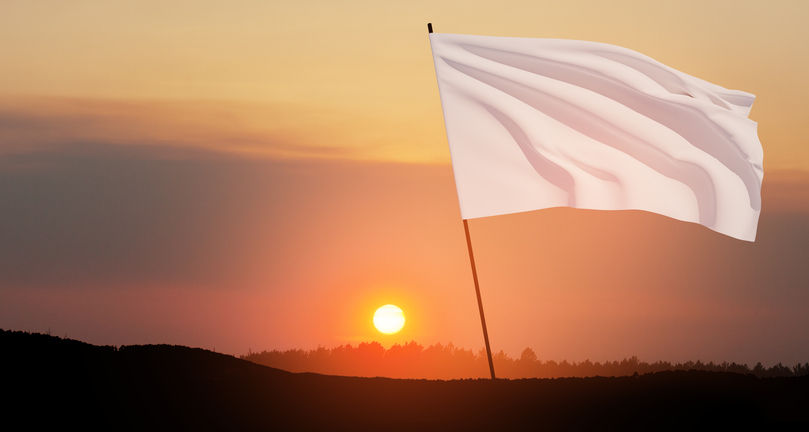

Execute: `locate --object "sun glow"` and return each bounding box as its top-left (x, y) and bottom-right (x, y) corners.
top-left (373, 304), bottom-right (405, 335)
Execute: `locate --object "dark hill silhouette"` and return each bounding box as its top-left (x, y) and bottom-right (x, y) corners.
top-left (3, 329), bottom-right (808, 430)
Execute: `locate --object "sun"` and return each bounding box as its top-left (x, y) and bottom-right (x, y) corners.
top-left (373, 304), bottom-right (405, 334)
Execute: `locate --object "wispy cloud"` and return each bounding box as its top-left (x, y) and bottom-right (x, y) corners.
top-left (0, 96), bottom-right (389, 163)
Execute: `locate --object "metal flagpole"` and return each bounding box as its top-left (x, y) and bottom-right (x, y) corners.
top-left (428, 22), bottom-right (496, 380)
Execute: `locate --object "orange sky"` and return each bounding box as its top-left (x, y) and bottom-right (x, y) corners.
top-left (2, 0), bottom-right (808, 167)
top-left (1, 1), bottom-right (808, 369)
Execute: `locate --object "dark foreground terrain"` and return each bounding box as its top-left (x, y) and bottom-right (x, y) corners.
top-left (3, 330), bottom-right (807, 430)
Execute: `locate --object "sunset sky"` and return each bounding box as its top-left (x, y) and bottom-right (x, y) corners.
top-left (2, 1), bottom-right (808, 369)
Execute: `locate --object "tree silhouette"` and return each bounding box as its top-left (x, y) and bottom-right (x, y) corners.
top-left (239, 342), bottom-right (808, 380)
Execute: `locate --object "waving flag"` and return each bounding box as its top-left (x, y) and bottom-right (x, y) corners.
top-left (429, 32), bottom-right (763, 241)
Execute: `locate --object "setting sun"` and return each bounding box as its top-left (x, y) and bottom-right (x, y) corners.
top-left (373, 305), bottom-right (406, 334)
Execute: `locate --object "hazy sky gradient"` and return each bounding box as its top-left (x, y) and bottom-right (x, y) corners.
top-left (1, 1), bottom-right (808, 368)
top-left (2, 1), bottom-right (808, 166)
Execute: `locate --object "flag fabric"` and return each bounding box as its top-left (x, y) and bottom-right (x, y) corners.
top-left (429, 32), bottom-right (763, 241)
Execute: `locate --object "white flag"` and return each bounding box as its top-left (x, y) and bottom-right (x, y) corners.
top-left (429, 32), bottom-right (763, 241)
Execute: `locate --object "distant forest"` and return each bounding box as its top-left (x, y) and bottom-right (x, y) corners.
top-left (241, 341), bottom-right (809, 380)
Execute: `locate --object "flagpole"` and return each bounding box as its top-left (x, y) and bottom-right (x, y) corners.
top-left (463, 219), bottom-right (496, 379)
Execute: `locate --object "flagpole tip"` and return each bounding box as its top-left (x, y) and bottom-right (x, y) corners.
top-left (427, 23), bottom-right (433, 33)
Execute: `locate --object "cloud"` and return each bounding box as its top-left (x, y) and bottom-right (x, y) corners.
top-left (0, 96), bottom-right (365, 162)
top-left (0, 151), bottom-right (460, 289)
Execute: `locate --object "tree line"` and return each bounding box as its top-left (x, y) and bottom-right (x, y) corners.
top-left (241, 341), bottom-right (809, 380)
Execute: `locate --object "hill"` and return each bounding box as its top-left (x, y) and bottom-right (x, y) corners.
top-left (2, 329), bottom-right (807, 430)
